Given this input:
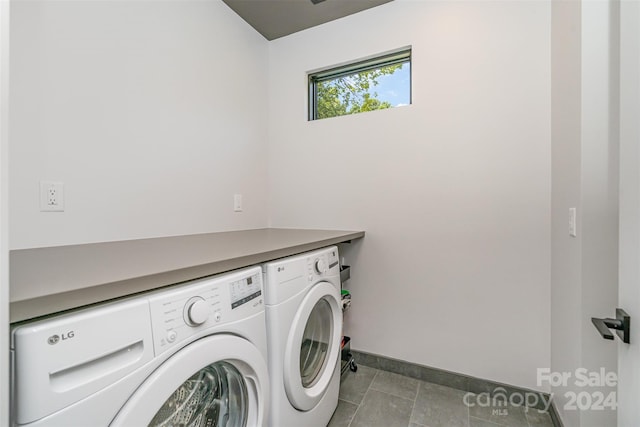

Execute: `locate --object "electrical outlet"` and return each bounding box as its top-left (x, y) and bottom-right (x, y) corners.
top-left (40, 181), bottom-right (64, 212)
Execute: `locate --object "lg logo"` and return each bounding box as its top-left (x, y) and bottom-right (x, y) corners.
top-left (48, 331), bottom-right (75, 345)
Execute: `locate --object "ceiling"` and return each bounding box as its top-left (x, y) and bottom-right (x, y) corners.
top-left (222, 0), bottom-right (394, 41)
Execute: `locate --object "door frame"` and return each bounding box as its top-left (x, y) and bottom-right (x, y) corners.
top-left (0, 0), bottom-right (9, 424)
top-left (617, 1), bottom-right (640, 425)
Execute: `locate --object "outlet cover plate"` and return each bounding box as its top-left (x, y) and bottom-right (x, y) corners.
top-left (40, 181), bottom-right (64, 212)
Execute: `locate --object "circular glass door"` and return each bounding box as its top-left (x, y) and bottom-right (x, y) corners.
top-left (300, 299), bottom-right (332, 388)
top-left (283, 281), bottom-right (342, 411)
top-left (149, 361), bottom-right (247, 427)
top-left (110, 335), bottom-right (268, 427)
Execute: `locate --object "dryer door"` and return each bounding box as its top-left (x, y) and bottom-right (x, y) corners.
top-left (110, 334), bottom-right (268, 427)
top-left (283, 281), bottom-right (342, 411)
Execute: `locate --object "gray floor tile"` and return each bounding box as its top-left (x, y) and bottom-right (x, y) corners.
top-left (327, 399), bottom-right (358, 427)
top-left (338, 365), bottom-right (378, 405)
top-left (334, 364), bottom-right (552, 427)
top-left (524, 408), bottom-right (554, 427)
top-left (410, 381), bottom-right (470, 427)
top-left (370, 370), bottom-right (420, 400)
top-left (469, 417), bottom-right (502, 427)
top-left (350, 389), bottom-right (413, 427)
top-left (468, 402), bottom-right (528, 427)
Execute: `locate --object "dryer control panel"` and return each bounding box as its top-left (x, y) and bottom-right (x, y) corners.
top-left (263, 246), bottom-right (340, 305)
top-left (148, 267), bottom-right (263, 355)
top-left (307, 246), bottom-right (340, 281)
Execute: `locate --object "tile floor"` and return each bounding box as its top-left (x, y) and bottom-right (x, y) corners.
top-left (328, 365), bottom-right (555, 427)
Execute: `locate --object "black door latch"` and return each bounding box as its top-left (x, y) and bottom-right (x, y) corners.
top-left (592, 308), bottom-right (630, 344)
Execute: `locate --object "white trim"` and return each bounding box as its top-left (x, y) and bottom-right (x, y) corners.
top-left (618, 1), bottom-right (640, 425)
top-left (0, 0), bottom-right (10, 425)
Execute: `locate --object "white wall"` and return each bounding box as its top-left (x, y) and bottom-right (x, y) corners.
top-left (550, 1), bottom-right (583, 424)
top-left (9, 0), bottom-right (269, 250)
top-left (551, 2), bottom-right (620, 426)
top-left (579, 2), bottom-right (618, 426)
top-left (268, 0), bottom-right (551, 390)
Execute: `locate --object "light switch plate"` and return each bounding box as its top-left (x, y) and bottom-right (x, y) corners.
top-left (234, 194), bottom-right (242, 212)
top-left (569, 207), bottom-right (577, 237)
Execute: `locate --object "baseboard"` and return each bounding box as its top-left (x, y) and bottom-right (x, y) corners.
top-left (350, 350), bottom-right (562, 427)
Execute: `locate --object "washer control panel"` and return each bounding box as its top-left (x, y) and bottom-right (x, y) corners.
top-left (148, 267), bottom-right (263, 355)
top-left (230, 274), bottom-right (262, 309)
top-left (183, 297), bottom-right (210, 326)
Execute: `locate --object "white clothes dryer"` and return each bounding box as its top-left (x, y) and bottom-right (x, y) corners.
top-left (262, 246), bottom-right (342, 427)
top-left (10, 266), bottom-right (269, 427)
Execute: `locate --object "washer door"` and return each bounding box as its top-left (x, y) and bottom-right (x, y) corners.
top-left (110, 335), bottom-right (268, 427)
top-left (283, 281), bottom-right (342, 411)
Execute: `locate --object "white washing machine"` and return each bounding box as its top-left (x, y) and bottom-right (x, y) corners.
top-left (10, 266), bottom-right (269, 427)
top-left (262, 246), bottom-right (342, 427)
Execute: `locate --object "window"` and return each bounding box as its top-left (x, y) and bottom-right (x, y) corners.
top-left (308, 48), bottom-right (411, 121)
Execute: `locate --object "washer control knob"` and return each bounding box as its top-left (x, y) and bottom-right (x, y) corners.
top-left (167, 330), bottom-right (178, 343)
top-left (315, 259), bottom-right (326, 274)
top-left (185, 297), bottom-right (209, 326)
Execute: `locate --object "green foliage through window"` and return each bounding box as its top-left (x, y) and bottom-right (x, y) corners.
top-left (309, 49), bottom-right (411, 121)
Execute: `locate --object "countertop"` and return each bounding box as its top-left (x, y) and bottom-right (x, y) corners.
top-left (10, 228), bottom-right (364, 323)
